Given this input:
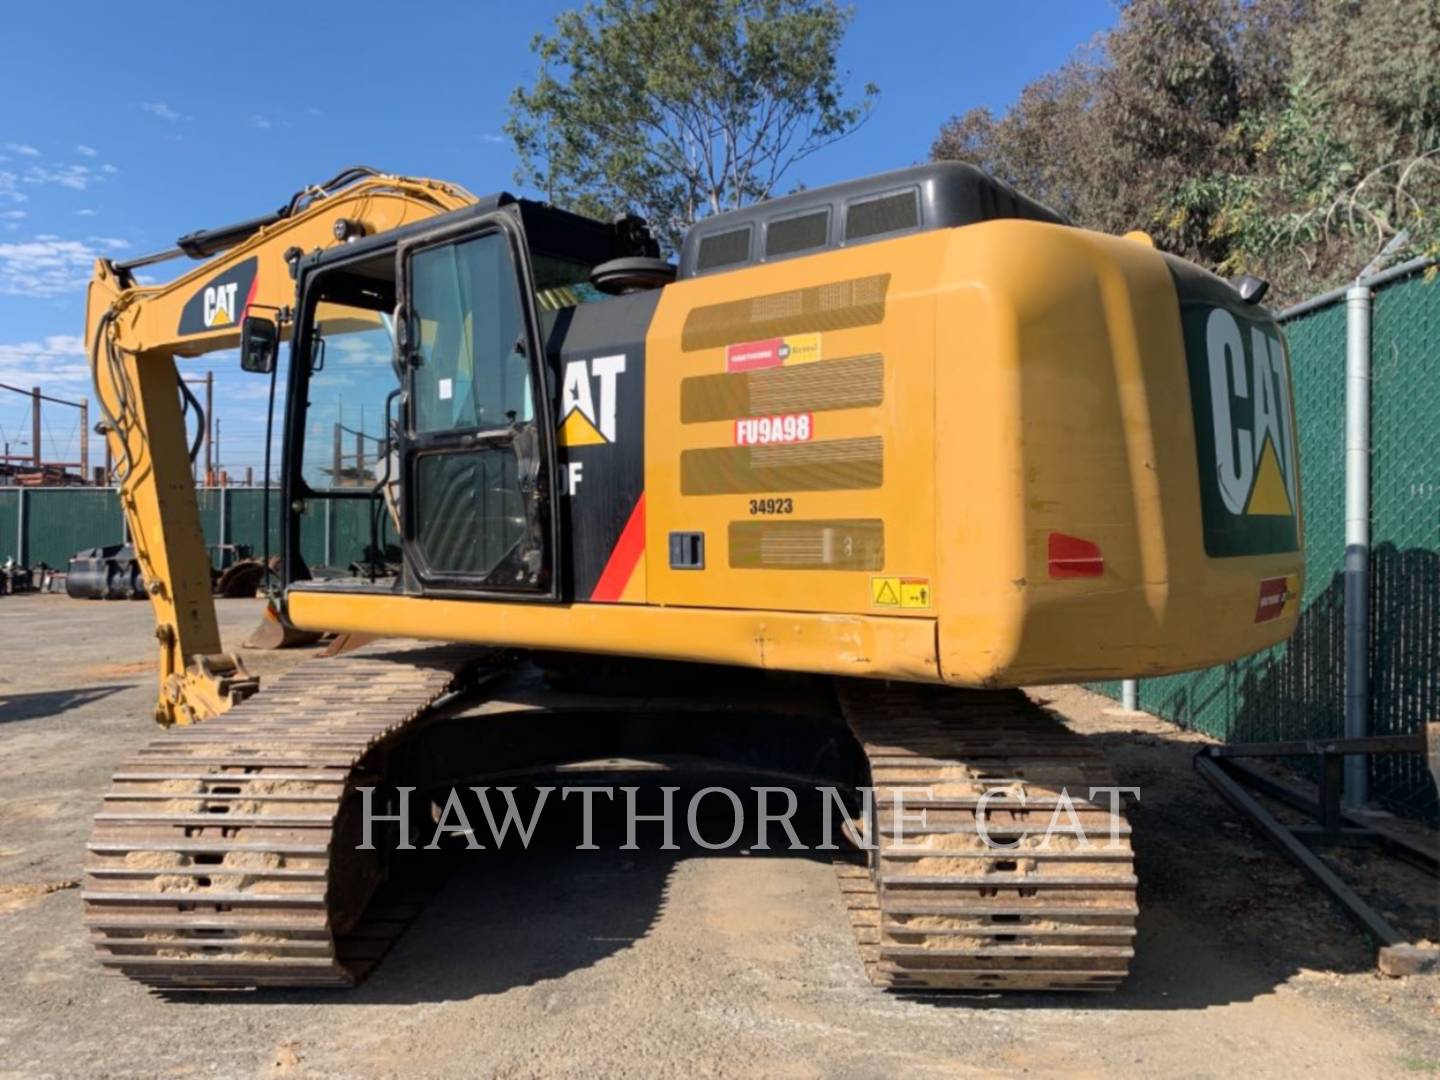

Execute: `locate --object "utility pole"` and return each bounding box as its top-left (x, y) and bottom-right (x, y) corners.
top-left (31, 386), bottom-right (41, 468)
top-left (204, 371), bottom-right (214, 485)
top-left (79, 401), bottom-right (89, 481)
top-left (245, 464), bottom-right (253, 487)
top-left (214, 416), bottom-right (221, 480)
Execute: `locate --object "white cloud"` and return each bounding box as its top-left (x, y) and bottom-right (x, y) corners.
top-left (0, 334), bottom-right (89, 386)
top-left (76, 208), bottom-right (96, 216)
top-left (5, 143), bottom-right (41, 157)
top-left (21, 163), bottom-right (96, 191)
top-left (228, 380), bottom-right (287, 400)
top-left (100, 163), bottom-right (118, 175)
top-left (139, 101), bottom-right (181, 122)
top-left (480, 133), bottom-right (507, 145)
top-left (0, 172), bottom-right (27, 202)
top-left (76, 144), bottom-right (98, 157)
top-left (0, 334), bottom-right (85, 359)
top-left (0, 237), bottom-right (109, 297)
top-left (250, 115), bottom-right (273, 129)
top-left (0, 210), bottom-right (24, 220)
top-left (86, 235), bottom-right (129, 249)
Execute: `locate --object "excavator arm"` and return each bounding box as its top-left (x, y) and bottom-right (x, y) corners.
top-left (84, 169), bottom-right (475, 725)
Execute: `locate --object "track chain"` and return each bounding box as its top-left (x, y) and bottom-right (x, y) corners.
top-left (83, 641), bottom-right (483, 989)
top-left (834, 681), bottom-right (1137, 992)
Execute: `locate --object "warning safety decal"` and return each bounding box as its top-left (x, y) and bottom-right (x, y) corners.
top-left (871, 576), bottom-right (930, 609)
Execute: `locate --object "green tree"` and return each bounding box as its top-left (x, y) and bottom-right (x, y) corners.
top-left (1218, 0), bottom-right (1440, 293)
top-left (507, 0), bottom-right (877, 251)
top-left (933, 0), bottom-right (1440, 303)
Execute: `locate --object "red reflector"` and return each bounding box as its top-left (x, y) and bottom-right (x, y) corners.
top-left (1048, 533), bottom-right (1104, 579)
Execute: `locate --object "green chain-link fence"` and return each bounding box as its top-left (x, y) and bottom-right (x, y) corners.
top-left (1368, 271), bottom-right (1439, 822)
top-left (0, 487), bottom-right (393, 574)
top-left (1089, 265), bottom-right (1438, 823)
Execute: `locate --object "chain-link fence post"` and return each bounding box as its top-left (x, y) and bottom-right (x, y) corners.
top-left (1343, 284), bottom-right (1372, 807)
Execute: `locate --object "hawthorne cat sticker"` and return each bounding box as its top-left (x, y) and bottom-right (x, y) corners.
top-left (1254, 574), bottom-right (1300, 623)
top-left (725, 333), bottom-right (822, 372)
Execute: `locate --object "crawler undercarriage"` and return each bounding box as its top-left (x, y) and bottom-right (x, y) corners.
top-left (85, 642), bottom-right (1135, 992)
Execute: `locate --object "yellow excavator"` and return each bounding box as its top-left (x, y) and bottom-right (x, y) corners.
top-left (82, 164), bottom-right (1303, 991)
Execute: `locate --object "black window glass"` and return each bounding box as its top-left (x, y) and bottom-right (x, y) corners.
top-left (845, 190), bottom-right (920, 242)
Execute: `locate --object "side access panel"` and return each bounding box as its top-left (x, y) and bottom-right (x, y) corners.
top-left (642, 234), bottom-right (951, 622)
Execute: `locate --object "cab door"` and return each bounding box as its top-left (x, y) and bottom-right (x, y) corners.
top-left (397, 214), bottom-right (559, 598)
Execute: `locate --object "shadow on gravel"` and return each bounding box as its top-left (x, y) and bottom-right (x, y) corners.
top-left (162, 771), bottom-right (843, 1008)
top-left (350, 775), bottom-right (835, 1005)
top-left (0, 684), bottom-right (131, 724)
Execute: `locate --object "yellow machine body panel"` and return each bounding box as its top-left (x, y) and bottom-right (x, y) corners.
top-left (927, 221), bottom-right (1302, 683)
top-left (640, 218), bottom-right (1300, 684)
top-left (292, 219), bottom-right (1302, 689)
top-left (643, 235), bottom-right (940, 616)
top-left (89, 166), bottom-right (1303, 720)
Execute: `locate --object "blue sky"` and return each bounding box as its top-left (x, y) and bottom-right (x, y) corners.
top-left (0, 0), bottom-right (1116, 475)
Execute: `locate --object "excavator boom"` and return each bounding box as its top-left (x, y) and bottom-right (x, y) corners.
top-left (85, 170), bottom-right (474, 724)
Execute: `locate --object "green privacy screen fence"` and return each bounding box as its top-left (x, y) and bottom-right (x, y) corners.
top-left (0, 487), bottom-right (393, 576)
top-left (1091, 265), bottom-right (1437, 823)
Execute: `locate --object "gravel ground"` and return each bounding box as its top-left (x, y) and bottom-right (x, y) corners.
top-left (0, 594), bottom-right (1437, 1079)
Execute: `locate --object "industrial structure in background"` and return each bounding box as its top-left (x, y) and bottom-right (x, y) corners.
top-left (0, 382), bottom-right (92, 485)
top-left (0, 372), bottom-right (250, 488)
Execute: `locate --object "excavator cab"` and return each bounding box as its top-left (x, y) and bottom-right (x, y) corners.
top-left (277, 197), bottom-right (657, 603)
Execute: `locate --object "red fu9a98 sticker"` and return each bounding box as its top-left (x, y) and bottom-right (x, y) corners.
top-left (734, 412), bottom-right (813, 446)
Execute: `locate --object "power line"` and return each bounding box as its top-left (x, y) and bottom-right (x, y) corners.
top-left (0, 382), bottom-right (84, 408)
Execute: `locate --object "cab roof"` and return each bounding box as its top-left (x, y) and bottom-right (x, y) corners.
top-left (677, 161), bottom-right (1068, 279)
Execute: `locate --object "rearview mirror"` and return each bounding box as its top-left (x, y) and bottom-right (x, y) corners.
top-left (239, 314), bottom-right (279, 374)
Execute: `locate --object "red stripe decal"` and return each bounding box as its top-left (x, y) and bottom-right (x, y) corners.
top-left (589, 493), bottom-right (646, 601)
top-left (239, 272), bottom-right (260, 323)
